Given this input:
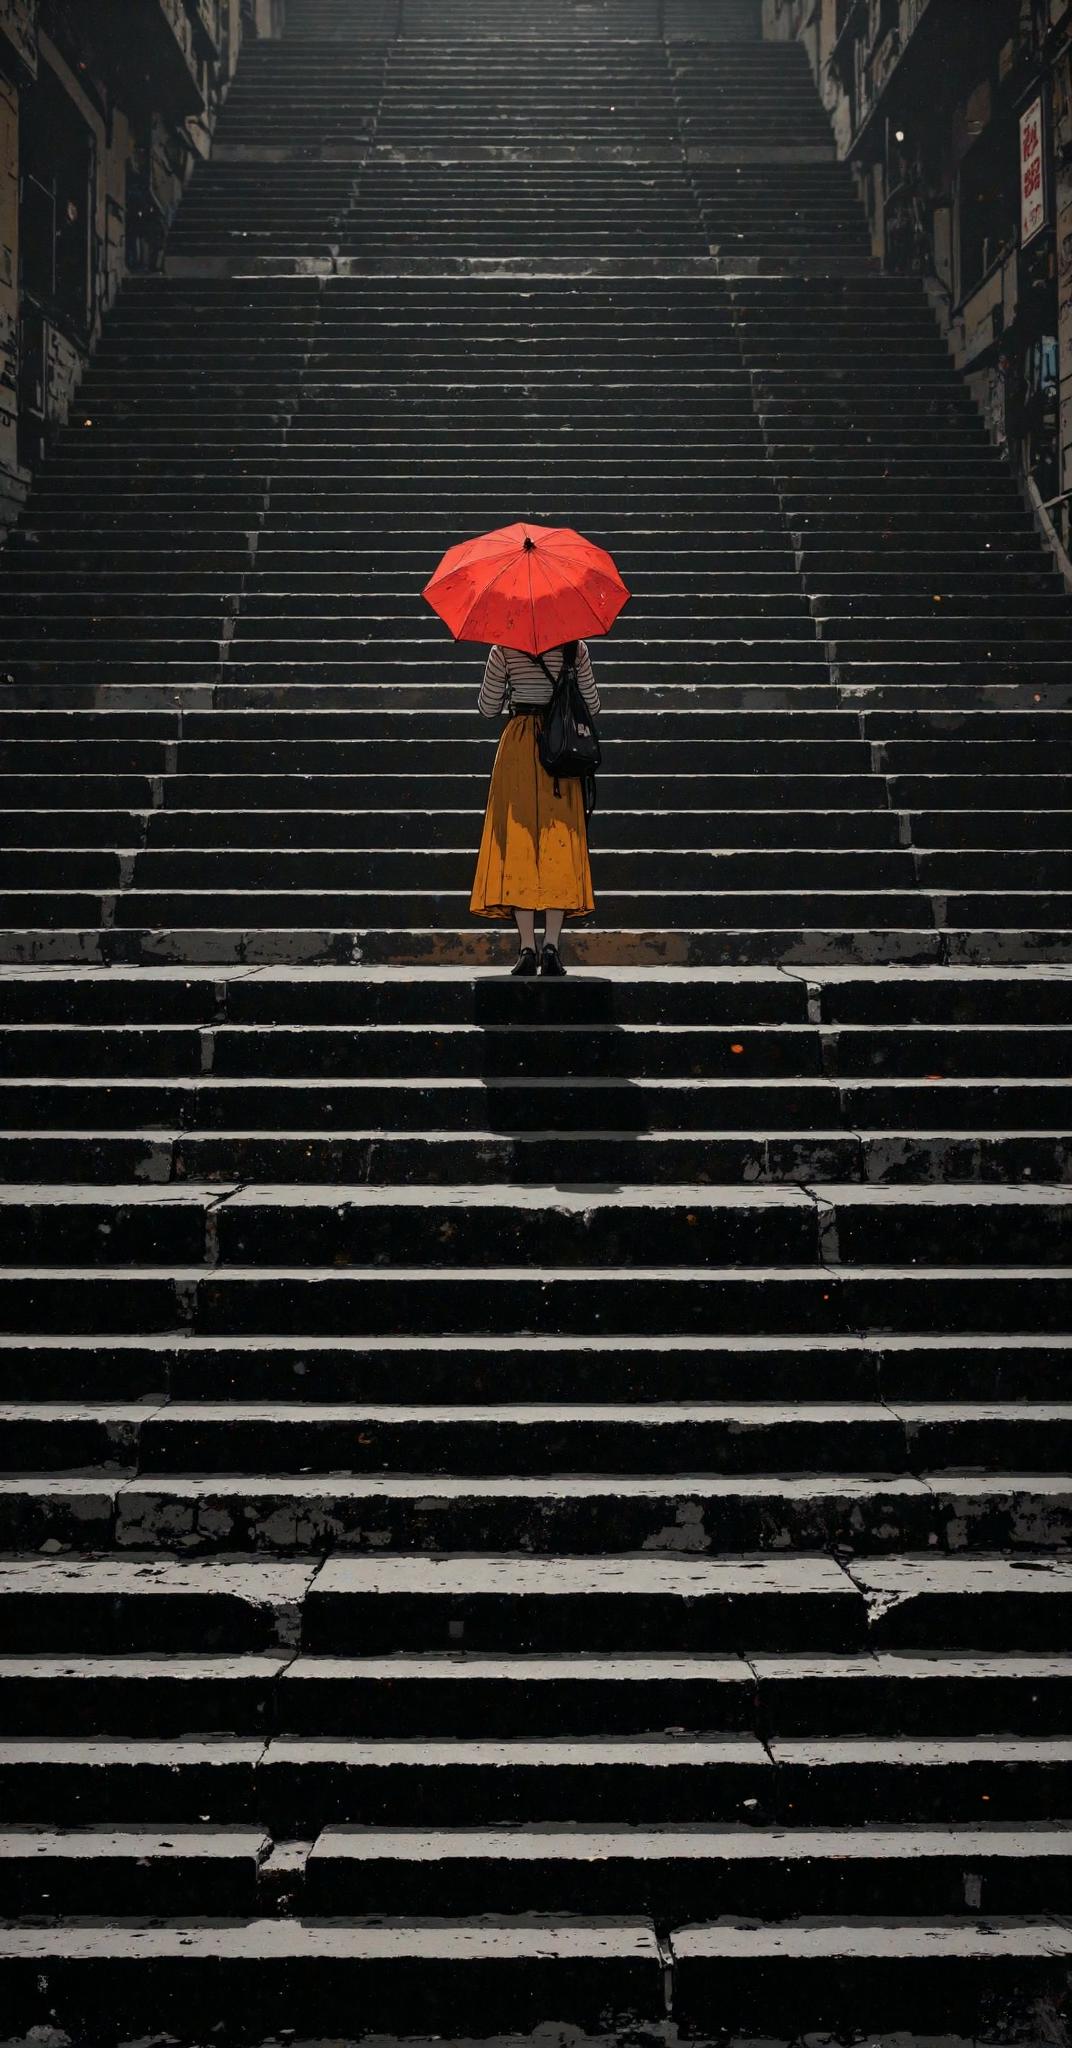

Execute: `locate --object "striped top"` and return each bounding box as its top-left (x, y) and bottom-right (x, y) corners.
top-left (478, 641), bottom-right (601, 720)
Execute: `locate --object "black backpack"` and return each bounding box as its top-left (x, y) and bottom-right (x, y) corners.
top-left (533, 642), bottom-right (602, 818)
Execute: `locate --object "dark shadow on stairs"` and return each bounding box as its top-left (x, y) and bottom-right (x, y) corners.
top-left (472, 974), bottom-right (652, 1192)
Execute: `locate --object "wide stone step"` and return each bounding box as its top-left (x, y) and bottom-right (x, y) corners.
top-left (0, 1070), bottom-right (1064, 1130)
top-left (176, 1639), bottom-right (1072, 1741)
top-left (304, 1552), bottom-right (1072, 1653)
top-left (34, 456), bottom-right (783, 482)
top-left (4, 1258), bottom-right (1068, 1338)
top-left (0, 849), bottom-right (950, 892)
top-left (3, 1647), bottom-right (1071, 1737)
top-left (0, 1555), bottom-right (317, 1651)
top-left (4, 924), bottom-right (1069, 970)
top-left (9, 1910), bottom-right (1064, 2042)
top-left (0, 805), bottom-right (921, 849)
top-left (3, 963), bottom-right (1068, 1027)
top-left (1, 1127), bottom-right (1067, 1192)
top-left (0, 1825), bottom-right (269, 1915)
top-left (668, 1916), bottom-right (1072, 2036)
top-left (2, 768), bottom-right (1065, 810)
top-left (306, 1821), bottom-right (1072, 1917)
top-left (1, 572), bottom-right (805, 599)
top-left (2, 1181), bottom-right (1071, 1267)
top-left (4, 1468), bottom-right (1069, 1559)
top-left (0, 1550), bottom-right (857, 1653)
top-left (4, 888), bottom-right (1069, 938)
top-left (8, 1392), bottom-right (1070, 1479)
top-left (13, 738), bottom-right (1033, 779)
top-left (0, 963), bottom-right (816, 1024)
top-left (0, 1019), bottom-right (831, 1077)
top-left (0, 795), bottom-right (1037, 844)
top-left (0, 1183), bottom-right (821, 1265)
top-left (0, 1530), bottom-right (1062, 1642)
top-left (8, 923), bottom-right (1072, 969)
top-left (4, 1819), bottom-right (1070, 1919)
top-left (0, 1916), bottom-right (665, 2038)
top-left (5, 848), bottom-right (1069, 893)
top-left (4, 1731), bottom-right (1069, 1829)
top-left (42, 438), bottom-right (782, 462)
top-left (0, 1652), bottom-right (291, 1733)
top-left (2, 1319), bottom-right (1066, 1398)
top-left (2, 1018), bottom-right (1069, 1078)
top-left (3, 1544), bottom-right (1068, 1648)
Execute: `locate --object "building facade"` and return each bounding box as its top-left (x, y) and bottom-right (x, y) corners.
top-left (0, 0), bottom-right (283, 522)
top-left (764, 0), bottom-right (1072, 559)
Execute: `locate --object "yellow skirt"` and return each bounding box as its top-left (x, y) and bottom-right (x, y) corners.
top-left (470, 711), bottom-right (595, 922)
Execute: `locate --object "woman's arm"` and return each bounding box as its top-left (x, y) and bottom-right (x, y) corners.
top-left (576, 641), bottom-right (600, 718)
top-left (478, 645), bottom-right (508, 717)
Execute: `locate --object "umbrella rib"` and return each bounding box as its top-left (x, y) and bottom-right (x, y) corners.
top-left (527, 552), bottom-right (539, 657)
top-left (536, 533), bottom-right (621, 579)
top-left (458, 550), bottom-right (527, 644)
top-left (531, 551), bottom-right (626, 641)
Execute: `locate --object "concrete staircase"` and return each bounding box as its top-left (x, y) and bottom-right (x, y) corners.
top-left (1, 0), bottom-right (1071, 2038)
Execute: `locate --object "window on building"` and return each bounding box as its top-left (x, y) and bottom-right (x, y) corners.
top-left (19, 63), bottom-right (95, 341)
top-left (958, 114), bottom-right (1018, 298)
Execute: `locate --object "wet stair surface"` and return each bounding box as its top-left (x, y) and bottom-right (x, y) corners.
top-left (1, 0), bottom-right (1072, 2040)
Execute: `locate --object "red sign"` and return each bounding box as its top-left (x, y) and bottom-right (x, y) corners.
top-left (1020, 96), bottom-right (1047, 245)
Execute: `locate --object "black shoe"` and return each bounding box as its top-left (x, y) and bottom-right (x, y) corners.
top-left (539, 944), bottom-right (567, 977)
top-left (511, 947), bottom-right (538, 977)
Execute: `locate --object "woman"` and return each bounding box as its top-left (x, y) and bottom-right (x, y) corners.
top-left (470, 638), bottom-right (600, 977)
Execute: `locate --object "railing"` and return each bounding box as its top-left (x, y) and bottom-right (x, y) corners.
top-left (1027, 477), bottom-right (1072, 593)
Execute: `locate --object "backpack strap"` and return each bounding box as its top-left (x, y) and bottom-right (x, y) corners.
top-left (532, 645), bottom-right (576, 691)
top-left (498, 648), bottom-right (513, 717)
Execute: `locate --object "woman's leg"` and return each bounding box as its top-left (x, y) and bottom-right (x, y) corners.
top-left (544, 909), bottom-right (565, 950)
top-left (513, 908), bottom-right (536, 951)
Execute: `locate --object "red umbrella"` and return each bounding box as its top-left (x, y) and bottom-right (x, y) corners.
top-left (422, 520), bottom-right (629, 657)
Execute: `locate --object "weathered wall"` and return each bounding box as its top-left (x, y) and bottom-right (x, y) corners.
top-left (0, 71), bottom-right (17, 518)
top-left (0, 0), bottom-right (35, 73)
top-left (0, 0), bottom-right (284, 523)
top-left (1055, 41), bottom-right (1072, 531)
top-left (0, 0), bottom-right (30, 516)
top-left (763, 0), bottom-right (1072, 554)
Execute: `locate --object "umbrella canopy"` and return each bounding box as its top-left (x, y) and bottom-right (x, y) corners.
top-left (423, 520), bottom-right (629, 658)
